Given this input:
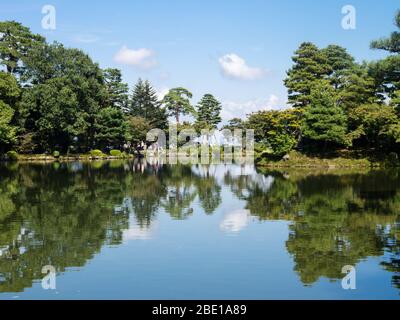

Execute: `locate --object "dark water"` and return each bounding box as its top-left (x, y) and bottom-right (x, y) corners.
top-left (0, 160), bottom-right (399, 299)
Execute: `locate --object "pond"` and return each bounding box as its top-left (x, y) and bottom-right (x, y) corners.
top-left (0, 160), bottom-right (399, 299)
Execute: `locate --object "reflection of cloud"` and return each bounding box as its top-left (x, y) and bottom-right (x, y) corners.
top-left (122, 225), bottom-right (154, 241)
top-left (220, 209), bottom-right (250, 233)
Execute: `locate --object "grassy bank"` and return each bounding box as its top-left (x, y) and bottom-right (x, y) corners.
top-left (0, 152), bottom-right (135, 162)
top-left (256, 150), bottom-right (399, 168)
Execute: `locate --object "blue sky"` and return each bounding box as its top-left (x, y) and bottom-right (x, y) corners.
top-left (0, 0), bottom-right (398, 121)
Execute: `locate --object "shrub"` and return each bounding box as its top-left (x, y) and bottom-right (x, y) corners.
top-left (5, 151), bottom-right (18, 161)
top-left (53, 151), bottom-right (60, 158)
top-left (110, 149), bottom-right (122, 157)
top-left (90, 149), bottom-right (104, 158)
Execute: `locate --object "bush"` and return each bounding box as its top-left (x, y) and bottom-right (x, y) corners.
top-left (5, 151), bottom-right (19, 161)
top-left (90, 149), bottom-right (104, 158)
top-left (110, 149), bottom-right (122, 157)
top-left (53, 151), bottom-right (60, 158)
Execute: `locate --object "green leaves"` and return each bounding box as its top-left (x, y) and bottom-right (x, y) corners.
top-left (284, 42), bottom-right (332, 108)
top-left (129, 79), bottom-right (168, 129)
top-left (94, 107), bottom-right (128, 149)
top-left (302, 81), bottom-right (349, 147)
top-left (247, 108), bottom-right (300, 157)
top-left (0, 72), bottom-right (20, 148)
top-left (194, 94), bottom-right (222, 131)
top-left (371, 10), bottom-right (400, 53)
top-left (0, 21), bottom-right (45, 75)
top-left (162, 87), bottom-right (193, 124)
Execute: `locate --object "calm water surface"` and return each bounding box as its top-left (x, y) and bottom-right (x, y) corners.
top-left (0, 160), bottom-right (399, 299)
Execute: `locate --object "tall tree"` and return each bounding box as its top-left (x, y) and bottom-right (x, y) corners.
top-left (20, 43), bottom-right (107, 152)
top-left (284, 42), bottom-right (331, 108)
top-left (103, 68), bottom-right (129, 112)
top-left (302, 81), bottom-right (349, 147)
top-left (338, 63), bottom-right (380, 111)
top-left (247, 109), bottom-right (300, 156)
top-left (194, 94), bottom-right (222, 131)
top-left (94, 106), bottom-right (128, 150)
top-left (322, 45), bottom-right (355, 90)
top-left (0, 72), bottom-right (20, 150)
top-left (129, 79), bottom-right (168, 129)
top-left (0, 21), bottom-right (44, 75)
top-left (370, 10), bottom-right (400, 53)
top-left (162, 87), bottom-right (193, 124)
top-left (370, 10), bottom-right (400, 110)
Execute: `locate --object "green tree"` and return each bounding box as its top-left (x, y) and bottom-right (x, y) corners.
top-left (222, 118), bottom-right (245, 131)
top-left (95, 106), bottom-right (128, 150)
top-left (338, 63), bottom-right (380, 111)
top-left (0, 21), bottom-right (44, 75)
top-left (247, 109), bottom-right (300, 156)
top-left (322, 45), bottom-right (355, 90)
top-left (0, 72), bottom-right (20, 150)
top-left (129, 79), bottom-right (168, 129)
top-left (302, 81), bottom-right (349, 147)
top-left (127, 116), bottom-right (151, 152)
top-left (371, 10), bottom-right (400, 53)
top-left (370, 10), bottom-right (400, 109)
top-left (284, 42), bottom-right (331, 108)
top-left (20, 43), bottom-right (107, 151)
top-left (348, 103), bottom-right (400, 148)
top-left (19, 78), bottom-right (81, 152)
top-left (194, 94), bottom-right (222, 131)
top-left (103, 68), bottom-right (129, 112)
top-left (162, 87), bottom-right (194, 124)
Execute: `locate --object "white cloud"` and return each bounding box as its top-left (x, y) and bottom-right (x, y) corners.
top-left (156, 87), bottom-right (169, 100)
top-left (114, 46), bottom-right (157, 69)
top-left (218, 53), bottom-right (266, 80)
top-left (221, 94), bottom-right (280, 121)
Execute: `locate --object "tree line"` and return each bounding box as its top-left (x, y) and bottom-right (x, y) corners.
top-left (1, 10), bottom-right (399, 159)
top-left (0, 21), bottom-right (223, 155)
top-left (236, 10), bottom-right (400, 158)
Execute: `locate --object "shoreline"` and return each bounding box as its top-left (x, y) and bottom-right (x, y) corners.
top-left (1, 154), bottom-right (399, 169)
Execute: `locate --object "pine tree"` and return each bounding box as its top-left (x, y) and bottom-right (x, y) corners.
top-left (370, 10), bottom-right (400, 110)
top-left (195, 94), bottom-right (222, 130)
top-left (284, 42), bottom-right (331, 108)
top-left (103, 68), bottom-right (129, 112)
top-left (302, 81), bottom-right (348, 147)
top-left (0, 21), bottom-right (45, 75)
top-left (130, 79), bottom-right (168, 129)
top-left (162, 87), bottom-right (193, 124)
top-left (321, 45), bottom-right (355, 90)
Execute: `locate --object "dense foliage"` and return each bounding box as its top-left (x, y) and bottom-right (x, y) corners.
top-left (245, 10), bottom-right (400, 158)
top-left (1, 10), bottom-right (400, 160)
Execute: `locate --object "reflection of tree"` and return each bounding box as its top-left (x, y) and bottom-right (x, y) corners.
top-left (380, 224), bottom-right (400, 289)
top-left (193, 165), bottom-right (221, 214)
top-left (2, 160), bottom-right (400, 293)
top-left (161, 165), bottom-right (196, 220)
top-left (0, 162), bottom-right (130, 293)
top-left (226, 168), bottom-right (400, 288)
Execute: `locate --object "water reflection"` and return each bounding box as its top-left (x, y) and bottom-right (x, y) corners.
top-left (220, 209), bottom-right (250, 233)
top-left (0, 160), bottom-right (399, 295)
